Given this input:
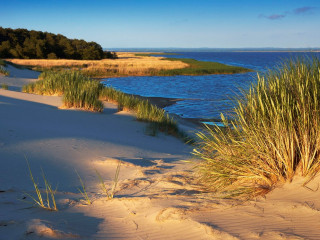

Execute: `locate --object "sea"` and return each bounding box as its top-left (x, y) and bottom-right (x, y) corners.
top-left (102, 51), bottom-right (320, 120)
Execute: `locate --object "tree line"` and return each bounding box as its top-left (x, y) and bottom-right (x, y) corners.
top-left (0, 27), bottom-right (117, 60)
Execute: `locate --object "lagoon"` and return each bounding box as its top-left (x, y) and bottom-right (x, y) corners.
top-left (103, 52), bottom-right (320, 120)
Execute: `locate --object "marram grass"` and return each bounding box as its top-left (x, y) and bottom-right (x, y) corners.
top-left (75, 170), bottom-right (92, 205)
top-left (95, 160), bottom-right (121, 199)
top-left (99, 87), bottom-right (179, 135)
top-left (25, 158), bottom-right (58, 211)
top-left (194, 57), bottom-right (320, 198)
top-left (23, 70), bottom-right (179, 136)
top-left (23, 70), bottom-right (104, 112)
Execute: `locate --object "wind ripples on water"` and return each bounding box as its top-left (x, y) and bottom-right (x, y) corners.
top-left (102, 52), bottom-right (320, 119)
top-left (103, 73), bottom-right (255, 119)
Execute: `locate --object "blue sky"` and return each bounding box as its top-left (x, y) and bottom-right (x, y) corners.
top-left (1, 0), bottom-right (319, 48)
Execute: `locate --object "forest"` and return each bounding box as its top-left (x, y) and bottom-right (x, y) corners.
top-left (0, 27), bottom-right (117, 60)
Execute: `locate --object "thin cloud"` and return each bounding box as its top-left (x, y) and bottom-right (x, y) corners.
top-left (266, 14), bottom-right (286, 20)
top-left (294, 7), bottom-right (315, 14)
top-left (259, 14), bottom-right (286, 20)
top-left (260, 6), bottom-right (316, 20)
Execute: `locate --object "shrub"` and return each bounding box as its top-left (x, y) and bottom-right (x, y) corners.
top-left (193, 57), bottom-right (320, 198)
top-left (47, 53), bottom-right (57, 59)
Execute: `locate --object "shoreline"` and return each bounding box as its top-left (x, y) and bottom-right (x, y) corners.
top-left (1, 64), bottom-right (320, 239)
top-left (133, 94), bottom-right (221, 128)
top-left (1, 60), bottom-right (223, 128)
top-left (132, 94), bottom-right (183, 108)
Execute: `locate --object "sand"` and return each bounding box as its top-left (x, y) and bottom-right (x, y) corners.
top-left (1, 65), bottom-right (320, 240)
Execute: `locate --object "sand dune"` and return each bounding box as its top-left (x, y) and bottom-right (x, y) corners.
top-left (1, 65), bottom-right (320, 239)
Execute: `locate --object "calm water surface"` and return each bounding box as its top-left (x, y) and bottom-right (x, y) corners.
top-left (103, 52), bottom-right (320, 119)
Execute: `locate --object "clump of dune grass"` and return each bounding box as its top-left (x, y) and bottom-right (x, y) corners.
top-left (63, 80), bottom-right (104, 112)
top-left (194, 57), bottom-right (320, 198)
top-left (99, 87), bottom-right (178, 135)
top-left (135, 99), bottom-right (178, 134)
top-left (0, 65), bottom-right (9, 76)
top-left (23, 70), bottom-right (104, 112)
top-left (1, 84), bottom-right (8, 90)
top-left (75, 170), bottom-right (92, 205)
top-left (95, 160), bottom-right (121, 199)
top-left (25, 159), bottom-right (58, 211)
top-left (23, 70), bottom-right (182, 136)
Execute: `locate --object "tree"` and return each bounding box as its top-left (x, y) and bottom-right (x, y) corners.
top-left (0, 41), bottom-right (11, 58)
top-left (47, 52), bottom-right (57, 59)
top-left (0, 27), bottom-right (114, 60)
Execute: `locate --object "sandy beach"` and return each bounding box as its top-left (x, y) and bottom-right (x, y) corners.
top-left (1, 65), bottom-right (320, 240)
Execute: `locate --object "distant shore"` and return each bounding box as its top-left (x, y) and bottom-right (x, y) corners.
top-left (232, 50), bottom-right (320, 53)
top-left (109, 48), bottom-right (320, 53)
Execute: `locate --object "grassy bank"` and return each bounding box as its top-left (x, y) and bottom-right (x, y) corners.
top-left (193, 57), bottom-right (320, 198)
top-left (22, 70), bottom-right (180, 136)
top-left (159, 58), bottom-right (252, 75)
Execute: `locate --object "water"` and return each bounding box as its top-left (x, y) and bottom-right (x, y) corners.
top-left (102, 52), bottom-right (320, 120)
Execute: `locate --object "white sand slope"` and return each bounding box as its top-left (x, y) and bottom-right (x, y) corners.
top-left (0, 64), bottom-right (40, 91)
top-left (1, 66), bottom-right (320, 240)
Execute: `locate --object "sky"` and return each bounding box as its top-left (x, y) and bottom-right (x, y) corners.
top-left (1, 0), bottom-right (320, 49)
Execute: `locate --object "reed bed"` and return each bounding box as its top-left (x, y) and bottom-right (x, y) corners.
top-left (6, 53), bottom-right (251, 78)
top-left (194, 57), bottom-right (320, 198)
top-left (6, 53), bottom-right (188, 78)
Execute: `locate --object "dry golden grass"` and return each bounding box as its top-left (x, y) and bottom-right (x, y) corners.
top-left (6, 52), bottom-right (189, 78)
